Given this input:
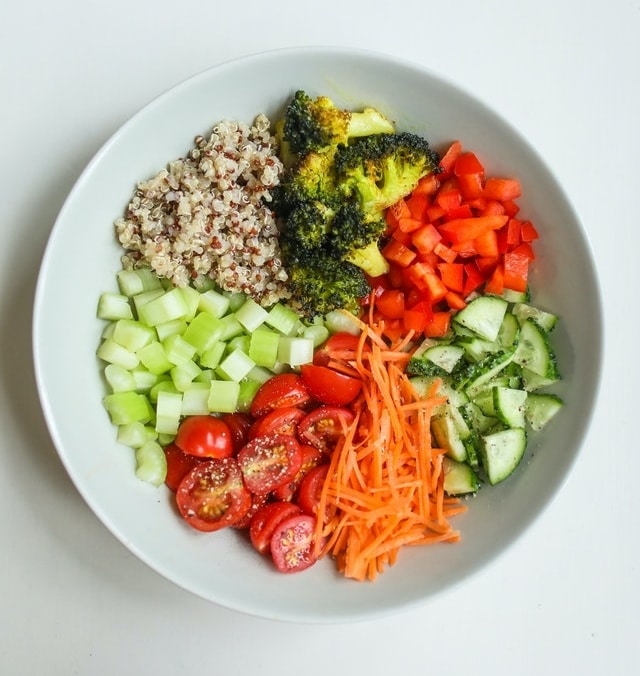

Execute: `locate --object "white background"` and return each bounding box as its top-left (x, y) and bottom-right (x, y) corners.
top-left (1, 1), bottom-right (637, 674)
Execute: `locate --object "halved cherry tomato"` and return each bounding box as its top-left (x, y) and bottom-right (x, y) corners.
top-left (175, 415), bottom-right (234, 459)
top-left (312, 332), bottom-right (362, 366)
top-left (175, 457), bottom-right (251, 532)
top-left (300, 364), bottom-right (362, 406)
top-left (272, 444), bottom-right (326, 502)
top-left (297, 463), bottom-right (330, 516)
top-left (249, 374), bottom-right (311, 418)
top-left (270, 514), bottom-right (320, 573)
top-left (249, 501), bottom-right (302, 554)
top-left (163, 442), bottom-right (203, 492)
top-left (231, 491), bottom-right (269, 530)
top-left (297, 406), bottom-right (355, 453)
top-left (220, 412), bottom-right (253, 453)
top-left (248, 406), bottom-right (306, 440)
top-left (237, 434), bottom-right (303, 494)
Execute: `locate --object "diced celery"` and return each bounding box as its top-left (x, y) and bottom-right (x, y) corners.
top-left (302, 323), bottom-right (330, 348)
top-left (246, 365), bottom-right (275, 384)
top-left (170, 359), bottom-right (203, 391)
top-left (149, 378), bottom-right (178, 403)
top-left (97, 292), bottom-right (134, 321)
top-left (117, 267), bottom-right (163, 296)
top-left (104, 363), bottom-right (136, 393)
top-left (324, 310), bottom-right (361, 335)
top-left (181, 383), bottom-right (211, 415)
top-left (195, 369), bottom-right (214, 384)
top-left (235, 297), bottom-right (269, 332)
top-left (138, 288), bottom-right (190, 326)
top-left (134, 440), bottom-right (167, 486)
top-left (237, 379), bottom-right (262, 413)
top-left (217, 348), bottom-right (256, 382)
top-left (163, 333), bottom-right (197, 365)
top-left (155, 390), bottom-right (183, 435)
top-left (200, 341), bottom-right (226, 369)
top-left (101, 322), bottom-right (116, 339)
top-left (218, 314), bottom-right (244, 341)
top-left (132, 288), bottom-right (165, 317)
top-left (117, 421), bottom-right (156, 448)
top-left (277, 336), bottom-right (314, 366)
top-left (182, 311), bottom-right (224, 354)
top-left (225, 291), bottom-right (248, 312)
top-left (112, 319), bottom-right (155, 352)
top-left (226, 334), bottom-right (251, 355)
top-left (130, 367), bottom-right (159, 392)
top-left (154, 318), bottom-right (188, 341)
top-left (179, 285), bottom-right (201, 320)
top-left (198, 288), bottom-right (231, 318)
top-left (265, 303), bottom-right (301, 336)
top-left (208, 380), bottom-right (240, 413)
top-left (137, 341), bottom-right (173, 375)
top-left (249, 328), bottom-right (280, 368)
top-left (103, 391), bottom-right (154, 425)
top-left (97, 338), bottom-right (140, 370)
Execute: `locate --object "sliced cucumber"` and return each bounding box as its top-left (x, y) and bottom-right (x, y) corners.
top-left (492, 386), bottom-right (527, 428)
top-left (513, 318), bottom-right (559, 379)
top-left (443, 457), bottom-right (480, 495)
top-left (481, 427), bottom-right (527, 485)
top-left (453, 295), bottom-right (509, 342)
top-left (525, 392), bottom-right (564, 431)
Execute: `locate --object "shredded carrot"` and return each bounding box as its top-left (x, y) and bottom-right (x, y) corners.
top-left (314, 302), bottom-right (465, 581)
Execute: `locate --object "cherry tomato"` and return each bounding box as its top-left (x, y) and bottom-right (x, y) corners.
top-left (270, 514), bottom-right (320, 573)
top-left (175, 415), bottom-right (234, 459)
top-left (300, 364), bottom-right (362, 406)
top-left (297, 464), bottom-right (330, 515)
top-left (249, 501), bottom-right (302, 554)
top-left (313, 332), bottom-right (362, 366)
top-left (272, 444), bottom-right (326, 502)
top-left (237, 434), bottom-right (303, 494)
top-left (176, 458), bottom-right (252, 532)
top-left (220, 412), bottom-right (253, 453)
top-left (249, 374), bottom-right (311, 418)
top-left (298, 406), bottom-right (355, 453)
top-left (163, 442), bottom-right (203, 492)
top-left (248, 406), bottom-right (306, 440)
top-left (231, 491), bottom-right (269, 530)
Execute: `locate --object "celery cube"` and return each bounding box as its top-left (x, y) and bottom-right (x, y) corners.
top-left (208, 380), bottom-right (240, 413)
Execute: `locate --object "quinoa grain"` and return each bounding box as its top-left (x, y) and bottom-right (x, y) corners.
top-left (115, 114), bottom-right (290, 306)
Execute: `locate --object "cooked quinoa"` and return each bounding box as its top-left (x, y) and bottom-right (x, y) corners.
top-left (115, 113), bottom-right (291, 307)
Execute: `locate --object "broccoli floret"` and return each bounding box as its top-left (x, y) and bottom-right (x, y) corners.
top-left (286, 257), bottom-right (370, 318)
top-left (279, 200), bottom-right (335, 255)
top-left (327, 203), bottom-right (389, 277)
top-left (283, 90), bottom-right (395, 156)
top-left (272, 147), bottom-right (343, 215)
top-left (334, 132), bottom-right (441, 213)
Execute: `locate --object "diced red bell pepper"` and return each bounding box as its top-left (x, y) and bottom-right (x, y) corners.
top-left (437, 262), bottom-right (464, 292)
top-left (382, 239), bottom-right (416, 267)
top-left (503, 249), bottom-right (530, 292)
top-left (411, 223), bottom-right (442, 254)
top-left (376, 289), bottom-right (405, 319)
top-left (438, 215), bottom-right (509, 244)
top-left (483, 177), bottom-right (522, 202)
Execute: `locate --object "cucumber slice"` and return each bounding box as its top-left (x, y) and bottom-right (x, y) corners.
top-left (443, 457), bottom-right (480, 495)
top-left (513, 302), bottom-right (558, 332)
top-left (525, 392), bottom-right (564, 431)
top-left (481, 427), bottom-right (527, 485)
top-left (492, 386), bottom-right (527, 428)
top-left (453, 295), bottom-right (509, 342)
top-left (431, 405), bottom-right (468, 462)
top-left (513, 318), bottom-right (559, 379)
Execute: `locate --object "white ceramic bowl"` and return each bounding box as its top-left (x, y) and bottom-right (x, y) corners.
top-left (33, 46), bottom-right (602, 623)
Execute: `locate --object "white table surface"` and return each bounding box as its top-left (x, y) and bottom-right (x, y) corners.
top-left (1, 1), bottom-right (637, 673)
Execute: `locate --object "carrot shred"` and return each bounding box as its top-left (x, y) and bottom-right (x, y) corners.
top-left (314, 304), bottom-right (464, 581)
